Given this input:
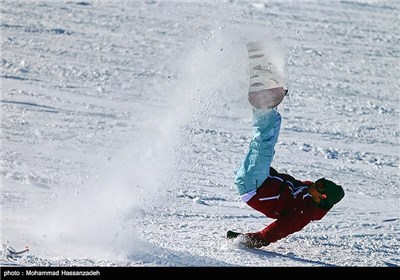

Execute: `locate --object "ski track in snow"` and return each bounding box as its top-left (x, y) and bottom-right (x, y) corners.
top-left (1, 1), bottom-right (399, 267)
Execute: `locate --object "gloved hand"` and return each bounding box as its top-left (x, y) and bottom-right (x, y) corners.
top-left (227, 230), bottom-right (270, 248)
top-left (239, 232), bottom-right (270, 248)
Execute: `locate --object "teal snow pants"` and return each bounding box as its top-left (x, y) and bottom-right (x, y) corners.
top-left (234, 108), bottom-right (282, 201)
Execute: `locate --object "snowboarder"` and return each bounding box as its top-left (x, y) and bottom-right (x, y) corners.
top-left (231, 98), bottom-right (345, 248)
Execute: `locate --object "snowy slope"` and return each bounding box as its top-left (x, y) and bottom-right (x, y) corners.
top-left (1, 0), bottom-right (399, 267)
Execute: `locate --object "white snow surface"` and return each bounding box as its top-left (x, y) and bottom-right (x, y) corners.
top-left (1, 0), bottom-right (399, 267)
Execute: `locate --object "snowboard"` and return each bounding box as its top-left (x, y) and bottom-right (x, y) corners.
top-left (246, 41), bottom-right (287, 109)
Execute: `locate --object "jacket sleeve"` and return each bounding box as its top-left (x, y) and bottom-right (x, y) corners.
top-left (258, 209), bottom-right (313, 244)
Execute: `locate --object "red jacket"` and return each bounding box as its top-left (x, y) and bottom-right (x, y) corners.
top-left (246, 167), bottom-right (329, 244)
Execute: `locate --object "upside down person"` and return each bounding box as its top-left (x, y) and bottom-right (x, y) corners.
top-left (230, 100), bottom-right (345, 248)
